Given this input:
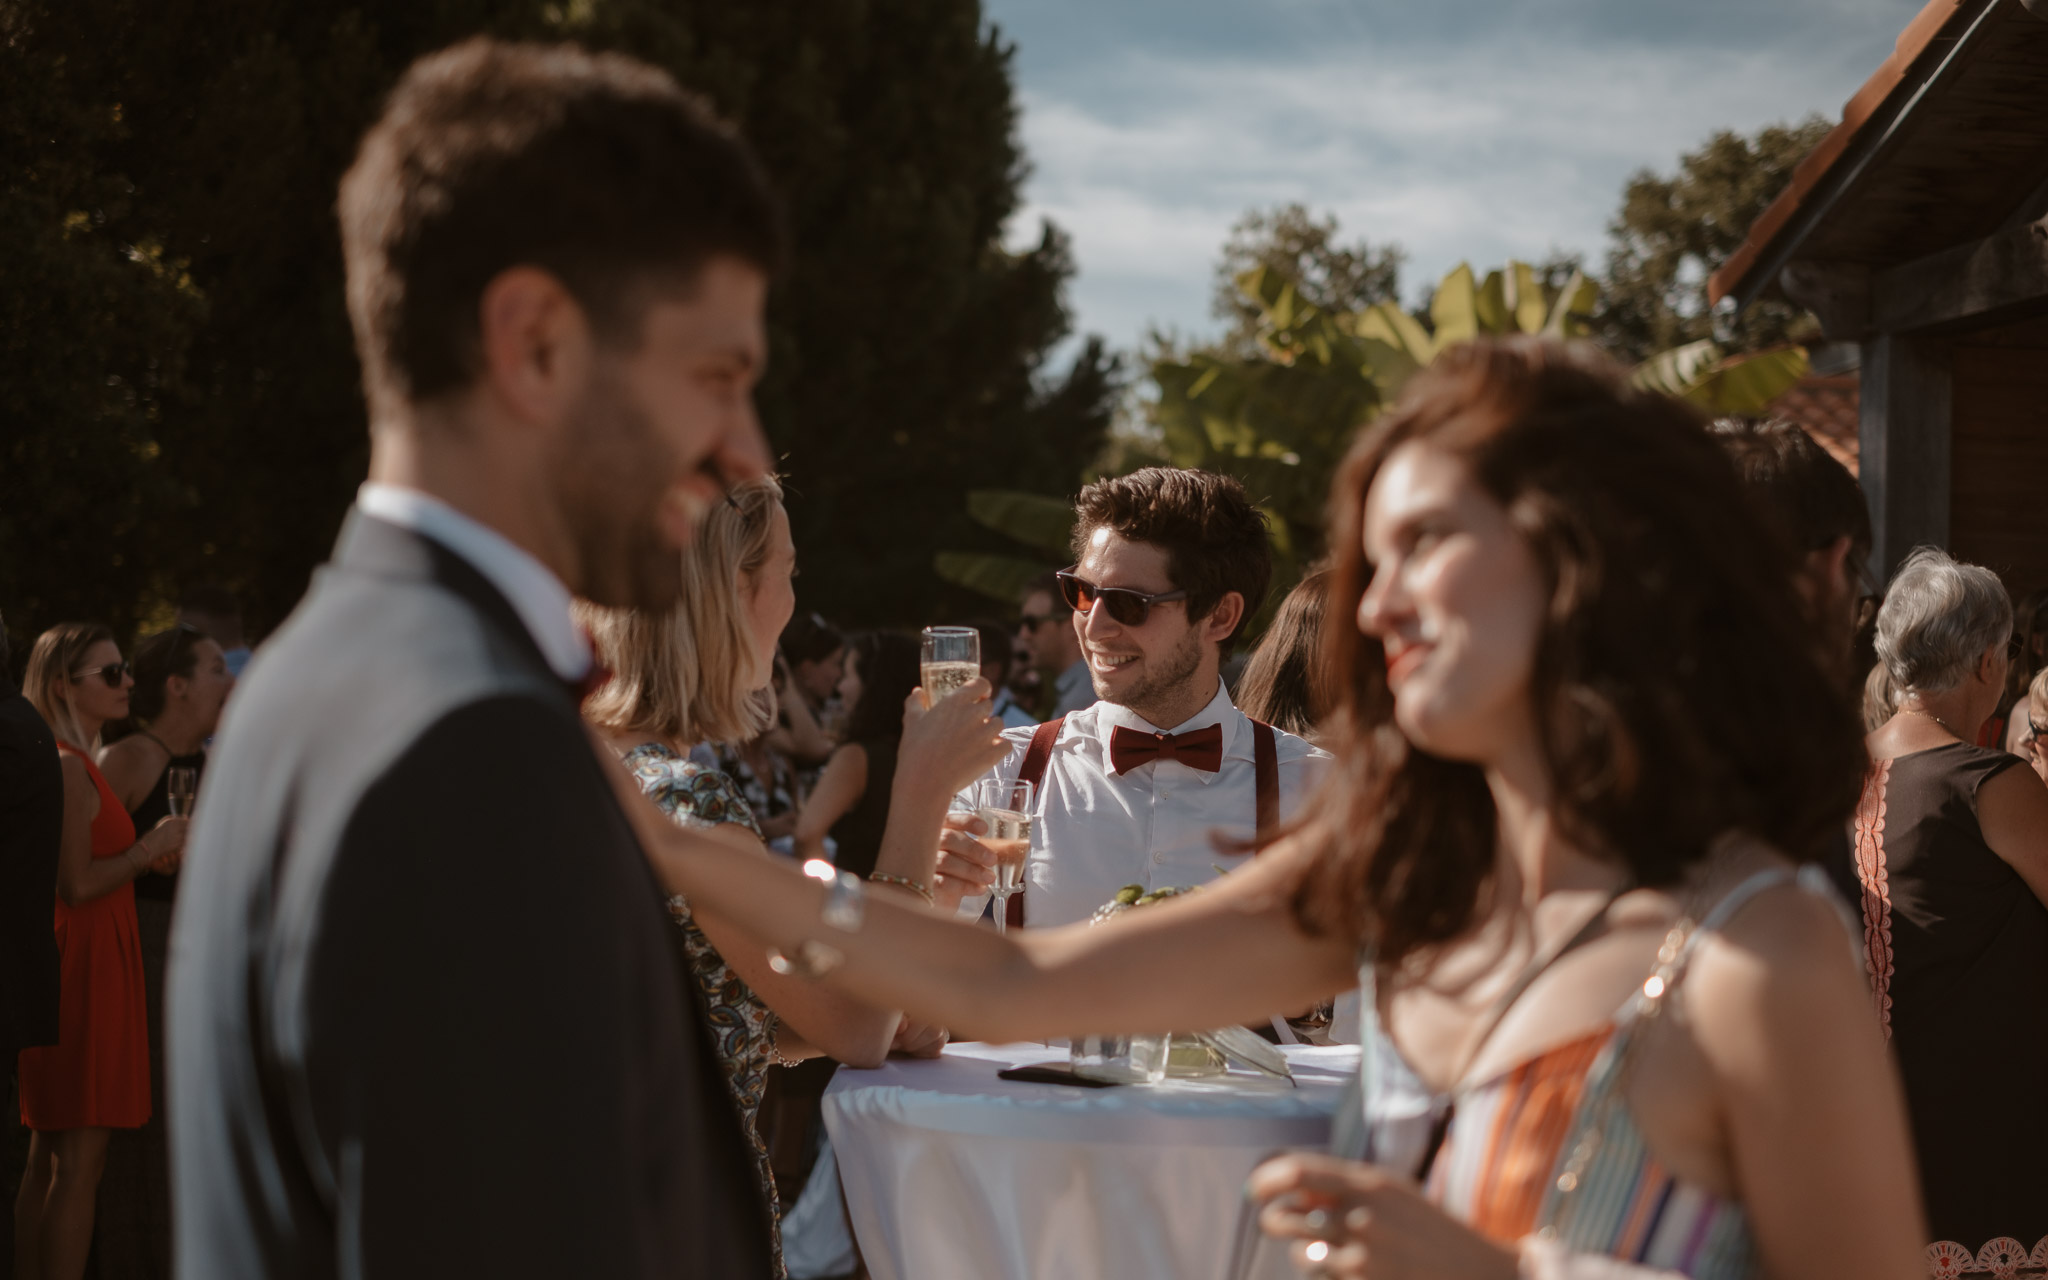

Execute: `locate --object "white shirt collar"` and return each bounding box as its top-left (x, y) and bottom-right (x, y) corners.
top-left (1090, 678), bottom-right (1242, 761)
top-left (356, 482), bottom-right (592, 682)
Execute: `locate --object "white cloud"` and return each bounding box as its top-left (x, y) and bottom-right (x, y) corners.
top-left (1007, 25), bottom-right (1906, 355)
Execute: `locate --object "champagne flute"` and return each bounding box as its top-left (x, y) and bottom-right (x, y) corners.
top-left (920, 626), bottom-right (980, 707)
top-left (972, 777), bottom-right (1033, 934)
top-left (166, 766), bottom-right (198, 819)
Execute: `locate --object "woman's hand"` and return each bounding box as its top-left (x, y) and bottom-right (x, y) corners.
top-left (1249, 1153), bottom-right (1518, 1280)
top-left (897, 679), bottom-right (1007, 798)
top-left (889, 1017), bottom-right (950, 1058)
top-left (931, 811), bottom-right (996, 911)
top-left (142, 815), bottom-right (190, 873)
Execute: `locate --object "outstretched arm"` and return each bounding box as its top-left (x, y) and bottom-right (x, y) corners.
top-left (624, 770), bottom-right (1357, 1045)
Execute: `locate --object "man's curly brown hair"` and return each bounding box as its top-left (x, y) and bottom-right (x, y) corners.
top-left (1070, 467), bottom-right (1272, 653)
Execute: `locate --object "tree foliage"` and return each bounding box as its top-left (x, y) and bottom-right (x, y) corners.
top-left (0, 0), bottom-right (1112, 663)
top-left (1208, 203), bottom-right (1404, 358)
top-left (1596, 117), bottom-right (1833, 362)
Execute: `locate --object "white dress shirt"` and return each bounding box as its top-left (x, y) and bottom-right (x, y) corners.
top-left (355, 482), bottom-right (592, 682)
top-left (956, 680), bottom-right (1330, 928)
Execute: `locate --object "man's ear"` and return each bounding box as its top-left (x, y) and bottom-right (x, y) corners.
top-left (1204, 591), bottom-right (1246, 645)
top-left (475, 266), bottom-right (593, 428)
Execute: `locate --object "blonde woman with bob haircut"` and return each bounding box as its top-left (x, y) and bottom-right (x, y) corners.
top-left (16, 623), bottom-right (186, 1280)
top-left (579, 476), bottom-right (1007, 1274)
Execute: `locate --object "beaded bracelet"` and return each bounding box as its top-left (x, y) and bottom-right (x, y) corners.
top-left (867, 872), bottom-right (935, 908)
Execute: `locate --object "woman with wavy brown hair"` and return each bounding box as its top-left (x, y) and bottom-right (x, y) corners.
top-left (627, 338), bottom-right (1925, 1280)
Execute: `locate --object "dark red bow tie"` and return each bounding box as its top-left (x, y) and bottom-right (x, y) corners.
top-left (1109, 722), bottom-right (1224, 775)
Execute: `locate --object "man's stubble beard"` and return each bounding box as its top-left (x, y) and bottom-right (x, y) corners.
top-left (1097, 621), bottom-right (1206, 724)
top-left (554, 366), bottom-right (692, 612)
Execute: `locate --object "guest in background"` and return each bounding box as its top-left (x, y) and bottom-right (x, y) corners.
top-left (770, 613), bottom-right (844, 769)
top-left (973, 619), bottom-right (1036, 729)
top-left (174, 585), bottom-right (252, 679)
top-left (2021, 665), bottom-right (2048, 786)
top-left (1855, 547), bottom-right (2048, 1260)
top-left (1007, 634), bottom-right (1041, 712)
top-left (581, 478), bottom-right (992, 1274)
top-left (91, 623), bottom-right (233, 1278)
top-left (1864, 660), bottom-right (1900, 733)
top-left (100, 624), bottom-right (234, 862)
top-left (1016, 570), bottom-right (1090, 718)
top-left (2000, 587), bottom-right (2048, 754)
top-left (1, 612), bottom-right (64, 1274)
top-left (794, 633), bottom-right (921, 878)
top-left (1709, 416), bottom-right (1873, 684)
top-left (15, 624), bottom-right (185, 1280)
top-left (1234, 568), bottom-right (1331, 743)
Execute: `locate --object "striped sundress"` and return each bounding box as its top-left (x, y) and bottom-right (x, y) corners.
top-left (1339, 871), bottom-right (1806, 1278)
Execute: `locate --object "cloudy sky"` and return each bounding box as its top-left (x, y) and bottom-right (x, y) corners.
top-left (979, 0), bottom-right (1925, 357)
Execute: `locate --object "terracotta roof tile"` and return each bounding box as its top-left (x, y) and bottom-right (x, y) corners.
top-left (1768, 374), bottom-right (1861, 476)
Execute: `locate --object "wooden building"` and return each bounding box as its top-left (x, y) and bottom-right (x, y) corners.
top-left (1709, 0), bottom-right (2048, 593)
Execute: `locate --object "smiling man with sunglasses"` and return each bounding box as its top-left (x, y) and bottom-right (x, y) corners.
top-left (936, 467), bottom-right (1330, 927)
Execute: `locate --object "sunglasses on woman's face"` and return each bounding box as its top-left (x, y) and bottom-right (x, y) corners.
top-left (1055, 568), bottom-right (1188, 628)
top-left (73, 662), bottom-right (130, 688)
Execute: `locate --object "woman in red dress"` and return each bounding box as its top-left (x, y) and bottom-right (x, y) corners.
top-left (14, 623), bottom-right (186, 1280)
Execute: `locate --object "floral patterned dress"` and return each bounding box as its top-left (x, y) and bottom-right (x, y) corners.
top-left (619, 742), bottom-right (785, 1276)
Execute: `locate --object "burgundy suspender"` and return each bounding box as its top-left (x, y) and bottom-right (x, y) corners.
top-left (1014, 716), bottom-right (1065, 795)
top-left (1003, 715), bottom-right (1281, 928)
top-left (1008, 717), bottom-right (1066, 928)
top-left (1250, 718), bottom-right (1279, 841)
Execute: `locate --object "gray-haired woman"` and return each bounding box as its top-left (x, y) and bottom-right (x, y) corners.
top-left (1854, 546), bottom-right (2048, 1269)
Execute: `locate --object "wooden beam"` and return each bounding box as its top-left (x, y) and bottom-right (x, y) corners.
top-left (1860, 334), bottom-right (1952, 578)
top-left (1779, 259), bottom-right (1873, 341)
top-left (1872, 215), bottom-right (2048, 334)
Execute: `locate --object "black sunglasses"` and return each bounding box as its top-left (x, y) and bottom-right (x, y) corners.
top-left (1055, 568), bottom-right (1188, 627)
top-left (73, 661), bottom-right (130, 688)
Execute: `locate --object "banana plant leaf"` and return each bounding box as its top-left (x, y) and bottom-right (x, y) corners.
top-left (1509, 262), bottom-right (1548, 334)
top-left (965, 490), bottom-right (1078, 557)
top-left (1679, 346), bottom-right (1811, 415)
top-left (1629, 339), bottom-right (1725, 400)
top-left (934, 551), bottom-right (1058, 604)
top-left (1430, 262), bottom-right (1478, 347)
top-left (1474, 269), bottom-right (1510, 336)
top-left (1543, 270), bottom-right (1598, 338)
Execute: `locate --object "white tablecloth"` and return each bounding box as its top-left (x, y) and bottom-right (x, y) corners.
top-left (823, 1041), bottom-right (1359, 1280)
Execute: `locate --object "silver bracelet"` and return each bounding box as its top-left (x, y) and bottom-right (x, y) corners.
top-left (767, 860), bottom-right (865, 979)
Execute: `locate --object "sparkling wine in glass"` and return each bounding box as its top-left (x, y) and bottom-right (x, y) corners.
top-left (167, 766), bottom-right (197, 819)
top-left (975, 777), bottom-right (1034, 934)
top-left (921, 626), bottom-right (981, 707)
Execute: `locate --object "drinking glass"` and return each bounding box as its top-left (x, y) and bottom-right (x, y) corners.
top-left (166, 766), bottom-right (197, 819)
top-left (969, 776), bottom-right (1033, 934)
top-left (920, 626), bottom-right (980, 707)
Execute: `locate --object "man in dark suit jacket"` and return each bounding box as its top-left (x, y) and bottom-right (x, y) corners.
top-left (1, 614), bottom-right (63, 1066)
top-left (0, 614), bottom-right (62, 1272)
top-left (170, 40), bottom-right (783, 1278)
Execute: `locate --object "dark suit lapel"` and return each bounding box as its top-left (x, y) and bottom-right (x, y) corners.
top-left (329, 509), bottom-right (565, 695)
